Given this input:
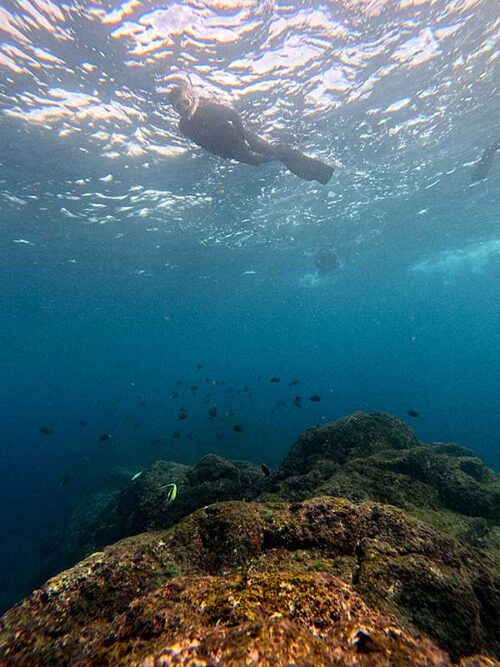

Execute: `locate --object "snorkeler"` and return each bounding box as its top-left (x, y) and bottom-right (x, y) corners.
top-left (471, 138), bottom-right (500, 182)
top-left (169, 80), bottom-right (334, 185)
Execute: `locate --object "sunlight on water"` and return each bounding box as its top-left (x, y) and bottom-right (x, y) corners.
top-left (0, 0), bottom-right (499, 620)
top-left (1, 0), bottom-right (498, 252)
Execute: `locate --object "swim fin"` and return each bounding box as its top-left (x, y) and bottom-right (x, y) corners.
top-left (278, 147), bottom-right (334, 185)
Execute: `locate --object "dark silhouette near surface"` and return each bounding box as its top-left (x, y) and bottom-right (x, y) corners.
top-left (471, 138), bottom-right (500, 182)
top-left (169, 81), bottom-right (334, 185)
top-left (314, 248), bottom-right (340, 276)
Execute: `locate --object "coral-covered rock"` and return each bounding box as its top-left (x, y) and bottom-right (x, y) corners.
top-left (268, 413), bottom-right (500, 551)
top-left (39, 456), bottom-right (268, 581)
top-left (1, 497), bottom-right (499, 665)
top-left (38, 413), bottom-right (500, 600)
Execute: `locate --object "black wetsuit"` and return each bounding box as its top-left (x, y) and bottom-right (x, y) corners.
top-left (178, 101), bottom-right (334, 185)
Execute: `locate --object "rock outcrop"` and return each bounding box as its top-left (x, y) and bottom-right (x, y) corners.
top-left (7, 412), bottom-right (499, 666)
top-left (1, 497), bottom-right (499, 666)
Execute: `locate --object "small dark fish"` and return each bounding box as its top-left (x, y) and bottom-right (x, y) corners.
top-left (242, 386), bottom-right (250, 392)
top-left (79, 420), bottom-right (88, 427)
top-left (293, 395), bottom-right (302, 408)
top-left (217, 433), bottom-right (225, 440)
top-left (207, 406), bottom-right (218, 418)
top-left (171, 391), bottom-right (180, 399)
top-left (171, 430), bottom-right (181, 439)
top-left (261, 463), bottom-right (271, 477)
top-left (233, 424), bottom-right (243, 433)
top-left (178, 411), bottom-right (188, 420)
top-left (125, 413), bottom-right (131, 420)
top-left (135, 422), bottom-right (141, 429)
top-left (407, 409), bottom-right (419, 418)
top-left (308, 395), bottom-right (321, 402)
top-left (97, 433), bottom-right (111, 442)
top-left (196, 363), bottom-right (202, 369)
top-left (139, 400), bottom-right (146, 407)
top-left (39, 426), bottom-right (53, 435)
top-left (191, 385), bottom-right (198, 391)
top-left (175, 380), bottom-right (183, 387)
top-left (225, 410), bottom-right (236, 417)
top-left (288, 380), bottom-right (299, 387)
top-left (59, 473), bottom-right (73, 487)
top-left (270, 376), bottom-right (281, 383)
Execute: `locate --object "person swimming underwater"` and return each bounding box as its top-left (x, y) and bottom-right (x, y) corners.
top-left (471, 138), bottom-right (500, 182)
top-left (169, 80), bottom-right (334, 185)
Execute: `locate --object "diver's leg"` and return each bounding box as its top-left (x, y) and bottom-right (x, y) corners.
top-left (239, 130), bottom-right (334, 184)
top-left (277, 146), bottom-right (334, 185)
top-left (233, 147), bottom-right (276, 166)
top-left (243, 130), bottom-right (280, 158)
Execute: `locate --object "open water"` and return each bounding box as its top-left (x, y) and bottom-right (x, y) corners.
top-left (0, 0), bottom-right (498, 611)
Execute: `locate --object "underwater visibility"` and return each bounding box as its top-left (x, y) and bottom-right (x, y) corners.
top-left (0, 0), bottom-right (499, 664)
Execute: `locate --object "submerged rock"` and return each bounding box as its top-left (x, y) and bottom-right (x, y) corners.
top-left (39, 456), bottom-right (267, 581)
top-left (267, 413), bottom-right (500, 555)
top-left (40, 413), bottom-right (500, 585)
top-left (16, 412), bottom-right (499, 665)
top-left (1, 497), bottom-right (499, 665)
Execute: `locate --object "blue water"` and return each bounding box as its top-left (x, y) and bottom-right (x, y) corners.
top-left (0, 0), bottom-right (499, 611)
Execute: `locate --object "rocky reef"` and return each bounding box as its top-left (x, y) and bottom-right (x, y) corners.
top-left (1, 412), bottom-right (499, 666)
